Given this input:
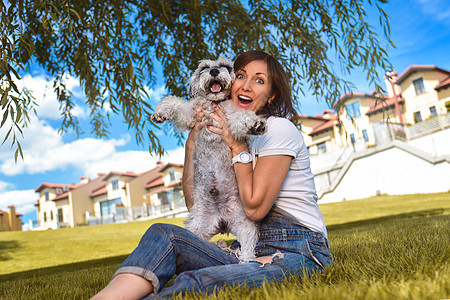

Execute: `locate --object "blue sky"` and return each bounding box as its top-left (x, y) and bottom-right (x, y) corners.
top-left (1, 0), bottom-right (450, 228)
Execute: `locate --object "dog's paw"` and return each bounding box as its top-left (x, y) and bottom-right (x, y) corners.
top-left (151, 113), bottom-right (166, 124)
top-left (248, 118), bottom-right (266, 135)
top-left (237, 250), bottom-right (256, 263)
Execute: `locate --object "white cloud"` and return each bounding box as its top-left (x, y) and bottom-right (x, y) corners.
top-left (0, 188), bottom-right (37, 215)
top-left (0, 116), bottom-right (130, 175)
top-left (144, 85), bottom-right (168, 104)
top-left (12, 73), bottom-right (94, 122)
top-left (0, 180), bottom-right (36, 216)
top-left (71, 104), bottom-right (91, 119)
top-left (16, 74), bottom-right (169, 125)
top-left (81, 147), bottom-right (185, 178)
top-left (22, 74), bottom-right (58, 118)
top-left (0, 181), bottom-right (13, 191)
top-left (416, 0), bottom-right (450, 22)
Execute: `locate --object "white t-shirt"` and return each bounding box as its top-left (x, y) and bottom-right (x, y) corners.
top-left (249, 116), bottom-right (328, 238)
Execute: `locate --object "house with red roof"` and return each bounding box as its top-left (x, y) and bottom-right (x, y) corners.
top-left (143, 163), bottom-right (184, 216)
top-left (301, 64), bottom-right (450, 155)
top-left (35, 175), bottom-right (103, 229)
top-left (34, 162), bottom-right (184, 228)
top-left (333, 91), bottom-right (397, 151)
top-left (0, 205), bottom-right (22, 231)
top-left (389, 65), bottom-right (450, 124)
top-left (297, 109), bottom-right (343, 155)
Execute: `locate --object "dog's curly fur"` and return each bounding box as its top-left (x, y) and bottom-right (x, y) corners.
top-left (151, 58), bottom-right (266, 261)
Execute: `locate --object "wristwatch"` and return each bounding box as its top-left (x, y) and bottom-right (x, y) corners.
top-left (232, 152), bottom-right (252, 165)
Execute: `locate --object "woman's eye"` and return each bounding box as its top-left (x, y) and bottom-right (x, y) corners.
top-left (236, 74), bottom-right (244, 79)
top-left (256, 78), bottom-right (264, 84)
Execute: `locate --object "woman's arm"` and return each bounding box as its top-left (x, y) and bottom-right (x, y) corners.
top-left (182, 131), bottom-right (196, 211)
top-left (233, 153), bottom-right (292, 221)
top-left (182, 108), bottom-right (206, 210)
top-left (208, 106), bottom-right (292, 222)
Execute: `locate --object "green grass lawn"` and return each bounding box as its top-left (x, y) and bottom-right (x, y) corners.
top-left (0, 192), bottom-right (449, 299)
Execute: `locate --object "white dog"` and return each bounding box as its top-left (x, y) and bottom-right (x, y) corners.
top-left (151, 58), bottom-right (265, 261)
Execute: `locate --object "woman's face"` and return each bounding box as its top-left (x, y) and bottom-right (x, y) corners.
top-left (231, 60), bottom-right (275, 113)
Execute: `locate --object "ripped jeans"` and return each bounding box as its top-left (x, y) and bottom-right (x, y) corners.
top-left (112, 211), bottom-right (333, 299)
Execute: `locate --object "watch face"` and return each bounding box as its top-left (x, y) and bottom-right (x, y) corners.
top-left (232, 152), bottom-right (252, 164)
top-left (240, 152), bottom-right (251, 162)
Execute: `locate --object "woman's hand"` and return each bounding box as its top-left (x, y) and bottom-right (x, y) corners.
top-left (207, 104), bottom-right (248, 155)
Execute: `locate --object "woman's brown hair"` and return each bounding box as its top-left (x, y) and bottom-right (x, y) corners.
top-left (233, 50), bottom-right (297, 118)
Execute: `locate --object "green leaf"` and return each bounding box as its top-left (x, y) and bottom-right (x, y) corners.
top-left (1, 87), bottom-right (10, 107)
top-left (2, 127), bottom-right (12, 145)
top-left (0, 107), bottom-right (8, 127)
top-left (16, 106), bottom-right (22, 123)
top-left (69, 8), bottom-right (81, 20)
top-left (49, 12), bottom-right (58, 22)
top-left (17, 140), bottom-right (23, 160)
top-left (14, 147), bottom-right (19, 162)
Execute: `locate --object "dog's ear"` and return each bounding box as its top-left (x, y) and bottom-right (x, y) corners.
top-left (190, 60), bottom-right (206, 97)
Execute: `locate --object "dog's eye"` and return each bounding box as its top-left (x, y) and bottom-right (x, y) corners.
top-left (219, 64), bottom-right (233, 73)
top-left (199, 64), bottom-right (211, 73)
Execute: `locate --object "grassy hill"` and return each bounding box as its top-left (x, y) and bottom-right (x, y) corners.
top-left (0, 192), bottom-right (449, 299)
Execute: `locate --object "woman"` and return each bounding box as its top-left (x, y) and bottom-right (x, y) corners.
top-left (92, 50), bottom-right (332, 299)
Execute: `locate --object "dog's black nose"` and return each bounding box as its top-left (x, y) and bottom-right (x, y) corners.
top-left (209, 68), bottom-right (220, 77)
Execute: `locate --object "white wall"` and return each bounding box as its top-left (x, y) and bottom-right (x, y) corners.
top-left (318, 147), bottom-right (450, 203)
top-left (407, 128), bottom-right (450, 157)
top-left (317, 129), bottom-right (450, 203)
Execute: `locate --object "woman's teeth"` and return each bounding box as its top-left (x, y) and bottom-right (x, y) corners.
top-left (238, 95), bottom-right (253, 105)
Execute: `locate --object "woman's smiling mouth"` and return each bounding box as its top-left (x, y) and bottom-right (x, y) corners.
top-left (237, 95), bottom-right (253, 107)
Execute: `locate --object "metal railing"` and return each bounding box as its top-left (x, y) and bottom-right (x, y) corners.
top-left (87, 197), bottom-right (188, 226)
top-left (404, 113), bottom-right (449, 139)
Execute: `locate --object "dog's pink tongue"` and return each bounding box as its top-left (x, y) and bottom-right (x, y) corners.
top-left (211, 83), bottom-right (222, 93)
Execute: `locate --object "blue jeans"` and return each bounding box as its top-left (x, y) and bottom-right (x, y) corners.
top-left (113, 211), bottom-right (333, 299)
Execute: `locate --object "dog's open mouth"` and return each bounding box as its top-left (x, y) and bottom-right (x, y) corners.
top-left (209, 81), bottom-right (223, 93)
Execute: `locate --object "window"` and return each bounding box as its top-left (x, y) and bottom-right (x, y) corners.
top-left (414, 111), bottom-right (422, 123)
top-left (362, 129), bottom-right (369, 142)
top-left (100, 198), bottom-right (122, 216)
top-left (346, 101), bottom-right (361, 118)
top-left (50, 211), bottom-right (54, 221)
top-left (350, 133), bottom-right (356, 144)
top-left (57, 208), bottom-right (63, 222)
top-left (161, 193), bottom-right (170, 206)
top-left (159, 192), bottom-right (171, 212)
top-left (429, 106), bottom-right (437, 117)
top-left (43, 212), bottom-right (47, 222)
top-left (317, 142), bottom-right (327, 153)
top-left (56, 187), bottom-right (62, 195)
top-left (45, 191), bottom-right (50, 201)
top-left (413, 78), bottom-right (425, 95)
top-left (111, 179), bottom-right (119, 190)
top-left (169, 170), bottom-right (176, 181)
